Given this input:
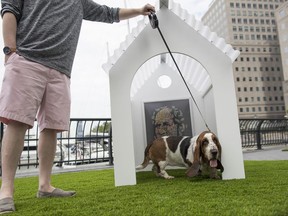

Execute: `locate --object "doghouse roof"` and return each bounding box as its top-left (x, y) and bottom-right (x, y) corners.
top-left (102, 0), bottom-right (240, 98)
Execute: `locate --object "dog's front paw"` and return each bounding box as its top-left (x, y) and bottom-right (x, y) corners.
top-left (209, 167), bottom-right (222, 179)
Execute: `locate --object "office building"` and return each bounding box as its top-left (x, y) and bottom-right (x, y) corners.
top-left (202, 0), bottom-right (287, 118)
top-left (275, 1), bottom-right (288, 115)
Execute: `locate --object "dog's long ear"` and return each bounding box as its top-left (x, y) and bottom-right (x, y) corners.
top-left (186, 135), bottom-right (202, 177)
top-left (213, 133), bottom-right (224, 173)
top-left (217, 160), bottom-right (224, 173)
top-left (193, 135), bottom-right (202, 163)
top-left (214, 135), bottom-right (222, 159)
top-left (186, 161), bottom-right (200, 177)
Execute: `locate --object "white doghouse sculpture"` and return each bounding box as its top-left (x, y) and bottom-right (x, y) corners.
top-left (103, 0), bottom-right (245, 186)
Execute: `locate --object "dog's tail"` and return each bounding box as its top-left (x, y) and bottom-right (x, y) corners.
top-left (136, 142), bottom-right (153, 170)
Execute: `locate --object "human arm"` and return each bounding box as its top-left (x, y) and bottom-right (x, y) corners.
top-left (82, 1), bottom-right (155, 23)
top-left (119, 4), bottom-right (155, 20)
top-left (2, 12), bottom-right (17, 63)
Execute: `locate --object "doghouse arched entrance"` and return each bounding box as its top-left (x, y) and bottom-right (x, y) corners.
top-left (130, 53), bottom-right (217, 166)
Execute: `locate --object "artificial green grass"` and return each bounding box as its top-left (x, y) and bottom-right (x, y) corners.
top-left (6, 161), bottom-right (288, 216)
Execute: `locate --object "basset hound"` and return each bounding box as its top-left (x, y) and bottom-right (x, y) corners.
top-left (136, 131), bottom-right (224, 179)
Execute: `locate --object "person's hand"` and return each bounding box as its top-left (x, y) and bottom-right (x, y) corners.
top-left (141, 4), bottom-right (155, 16)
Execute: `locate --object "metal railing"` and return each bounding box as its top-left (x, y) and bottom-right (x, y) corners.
top-left (0, 118), bottom-right (113, 172)
top-left (239, 119), bottom-right (288, 149)
top-left (0, 118), bottom-right (287, 173)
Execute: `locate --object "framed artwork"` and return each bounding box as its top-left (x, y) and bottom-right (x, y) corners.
top-left (144, 99), bottom-right (192, 144)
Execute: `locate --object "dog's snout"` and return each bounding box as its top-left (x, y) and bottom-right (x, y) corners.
top-left (211, 149), bottom-right (218, 156)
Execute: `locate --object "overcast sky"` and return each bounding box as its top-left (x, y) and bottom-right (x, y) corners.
top-left (0, 0), bottom-right (213, 118)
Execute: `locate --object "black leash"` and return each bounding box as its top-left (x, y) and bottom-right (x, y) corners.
top-left (148, 12), bottom-right (211, 132)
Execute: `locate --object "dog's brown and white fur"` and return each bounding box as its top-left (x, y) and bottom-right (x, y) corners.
top-left (136, 131), bottom-right (224, 179)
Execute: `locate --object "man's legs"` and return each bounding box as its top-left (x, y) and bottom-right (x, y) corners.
top-left (37, 128), bottom-right (75, 198)
top-left (37, 129), bottom-right (57, 193)
top-left (0, 121), bottom-right (28, 199)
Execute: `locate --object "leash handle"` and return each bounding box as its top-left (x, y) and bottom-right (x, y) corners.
top-left (148, 11), bottom-right (158, 29)
top-left (148, 12), bottom-right (211, 132)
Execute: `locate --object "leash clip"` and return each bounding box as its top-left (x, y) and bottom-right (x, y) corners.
top-left (148, 12), bottom-right (158, 29)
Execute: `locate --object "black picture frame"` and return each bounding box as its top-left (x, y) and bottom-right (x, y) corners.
top-left (144, 99), bottom-right (192, 144)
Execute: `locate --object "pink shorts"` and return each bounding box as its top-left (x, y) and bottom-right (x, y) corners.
top-left (0, 53), bottom-right (71, 131)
